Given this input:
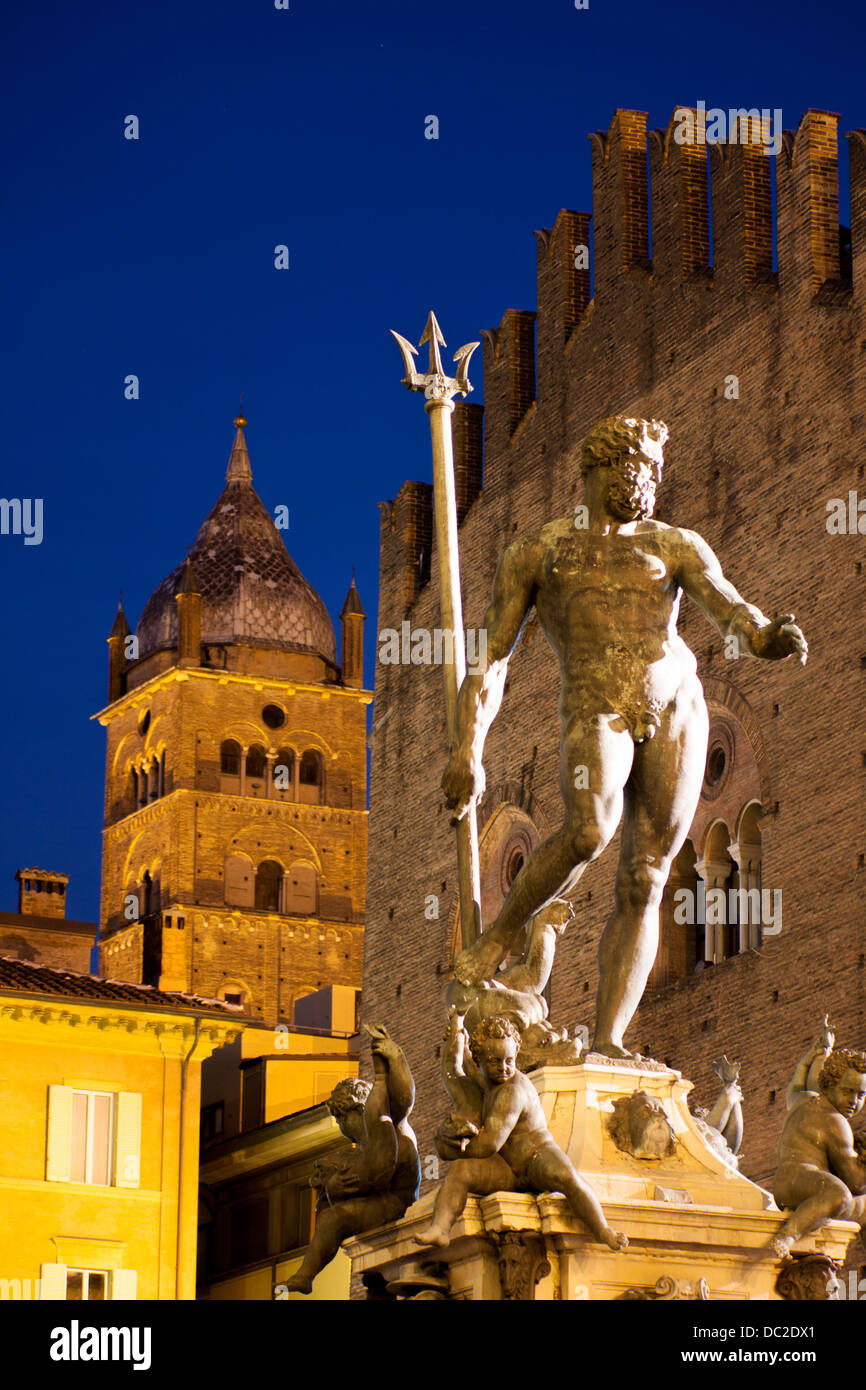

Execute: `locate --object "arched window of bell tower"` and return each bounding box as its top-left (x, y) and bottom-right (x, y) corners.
top-left (298, 750), bottom-right (323, 805)
top-left (246, 744), bottom-right (267, 798)
top-left (254, 859), bottom-right (283, 912)
top-left (272, 748), bottom-right (295, 800)
top-left (220, 740), bottom-right (242, 794)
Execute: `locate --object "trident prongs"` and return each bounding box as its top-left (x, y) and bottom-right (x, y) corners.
top-left (390, 330), bottom-right (425, 390)
top-left (391, 313), bottom-right (477, 400)
top-left (419, 310), bottom-right (446, 376)
top-left (453, 340), bottom-right (480, 396)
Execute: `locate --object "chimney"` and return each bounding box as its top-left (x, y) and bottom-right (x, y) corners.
top-left (16, 868), bottom-right (69, 920)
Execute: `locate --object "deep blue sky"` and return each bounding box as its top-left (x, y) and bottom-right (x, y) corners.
top-left (0, 0), bottom-right (861, 927)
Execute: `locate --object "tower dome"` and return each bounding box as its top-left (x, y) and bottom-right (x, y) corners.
top-left (135, 420), bottom-right (337, 664)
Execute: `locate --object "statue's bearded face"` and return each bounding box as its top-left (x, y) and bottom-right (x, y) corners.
top-left (604, 448), bottom-right (660, 521)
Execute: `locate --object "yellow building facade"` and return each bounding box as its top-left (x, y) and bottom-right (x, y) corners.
top-left (0, 957), bottom-right (241, 1301)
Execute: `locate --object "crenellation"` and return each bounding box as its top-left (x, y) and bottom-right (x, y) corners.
top-left (709, 138), bottom-right (774, 288)
top-left (590, 109), bottom-right (650, 295)
top-left (846, 130), bottom-right (866, 298)
top-left (649, 114), bottom-right (711, 284)
top-left (777, 109), bottom-right (846, 299)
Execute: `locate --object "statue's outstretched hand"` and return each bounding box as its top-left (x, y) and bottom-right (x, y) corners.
top-left (442, 754), bottom-right (485, 822)
top-left (750, 613), bottom-right (808, 664)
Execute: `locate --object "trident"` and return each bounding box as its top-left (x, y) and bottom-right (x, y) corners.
top-left (391, 312), bottom-right (482, 948)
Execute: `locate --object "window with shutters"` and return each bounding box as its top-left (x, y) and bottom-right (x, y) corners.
top-left (46, 1086), bottom-right (141, 1188)
top-left (40, 1263), bottom-right (138, 1301)
top-left (66, 1268), bottom-right (108, 1301)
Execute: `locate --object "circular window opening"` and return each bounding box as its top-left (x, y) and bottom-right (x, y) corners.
top-left (138, 709), bottom-right (151, 736)
top-left (505, 847), bottom-right (525, 888)
top-left (262, 704), bottom-right (286, 730)
top-left (706, 744), bottom-right (727, 787)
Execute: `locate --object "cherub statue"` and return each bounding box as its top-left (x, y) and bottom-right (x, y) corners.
top-left (769, 1019), bottom-right (866, 1259)
top-left (447, 898), bottom-right (582, 1068)
top-left (285, 1023), bottom-right (420, 1294)
top-left (416, 1013), bottom-right (626, 1251)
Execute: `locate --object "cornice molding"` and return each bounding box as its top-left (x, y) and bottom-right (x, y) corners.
top-left (104, 788), bottom-right (367, 842)
top-left (0, 999), bottom-right (243, 1046)
top-left (93, 667), bottom-right (372, 725)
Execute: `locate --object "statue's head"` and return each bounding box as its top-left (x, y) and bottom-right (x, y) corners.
top-left (468, 1015), bottom-right (521, 1084)
top-left (327, 1076), bottom-right (371, 1141)
top-left (818, 1048), bottom-right (866, 1119)
top-left (581, 416), bottom-right (669, 522)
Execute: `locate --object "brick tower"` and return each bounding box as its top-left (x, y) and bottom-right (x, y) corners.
top-left (364, 107), bottom-right (866, 1188)
top-left (96, 416), bottom-right (370, 1023)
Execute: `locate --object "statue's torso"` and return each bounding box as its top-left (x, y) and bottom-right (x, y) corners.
top-left (531, 520), bottom-right (700, 727)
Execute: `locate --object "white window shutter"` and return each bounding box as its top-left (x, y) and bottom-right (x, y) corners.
top-left (45, 1086), bottom-right (74, 1182)
top-left (40, 1262), bottom-right (68, 1299)
top-left (112, 1268), bottom-right (138, 1300)
top-left (114, 1091), bottom-right (142, 1188)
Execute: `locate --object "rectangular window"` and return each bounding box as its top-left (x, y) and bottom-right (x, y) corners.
top-left (201, 1101), bottom-right (224, 1142)
top-left (66, 1268), bottom-right (108, 1301)
top-left (70, 1090), bottom-right (114, 1185)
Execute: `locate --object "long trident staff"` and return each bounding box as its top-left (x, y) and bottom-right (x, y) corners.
top-left (391, 312), bottom-right (482, 949)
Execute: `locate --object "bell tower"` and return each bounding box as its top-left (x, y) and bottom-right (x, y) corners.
top-left (95, 416), bottom-right (370, 1023)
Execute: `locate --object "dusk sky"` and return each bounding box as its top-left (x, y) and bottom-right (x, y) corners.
top-left (1, 0), bottom-right (860, 927)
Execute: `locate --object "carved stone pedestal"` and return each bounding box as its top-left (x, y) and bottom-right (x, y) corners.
top-left (345, 1058), bottom-right (856, 1300)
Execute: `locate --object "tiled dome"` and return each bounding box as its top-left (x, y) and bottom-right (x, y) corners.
top-left (136, 423), bottom-right (336, 663)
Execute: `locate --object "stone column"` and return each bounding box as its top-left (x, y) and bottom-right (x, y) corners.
top-left (695, 857), bottom-right (730, 964)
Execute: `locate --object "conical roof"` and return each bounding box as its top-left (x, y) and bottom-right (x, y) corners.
top-left (136, 422), bottom-right (336, 663)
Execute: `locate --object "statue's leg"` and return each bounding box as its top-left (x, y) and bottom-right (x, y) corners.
top-left (593, 687), bottom-right (708, 1057)
top-left (415, 1155), bottom-right (517, 1247)
top-left (528, 1144), bottom-right (627, 1251)
top-left (363, 1051), bottom-right (399, 1181)
top-left (455, 713), bottom-right (632, 985)
top-left (284, 1198), bottom-right (370, 1294)
top-left (769, 1169), bottom-right (853, 1257)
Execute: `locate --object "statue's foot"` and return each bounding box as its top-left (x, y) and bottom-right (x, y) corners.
top-left (284, 1273), bottom-right (314, 1295)
top-left (455, 936), bottom-right (507, 987)
top-left (601, 1227), bottom-right (629, 1252)
top-left (768, 1233), bottom-right (795, 1260)
top-left (414, 1225), bottom-right (451, 1249)
top-left (591, 1038), bottom-right (632, 1060)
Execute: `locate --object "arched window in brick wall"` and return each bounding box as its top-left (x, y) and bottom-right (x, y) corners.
top-left (298, 750), bottom-right (323, 805)
top-left (284, 861), bottom-right (318, 916)
top-left (225, 855), bottom-right (254, 908)
top-left (246, 744), bottom-right (268, 798)
top-left (220, 739), bottom-right (241, 794)
top-left (651, 839), bottom-right (700, 991)
top-left (272, 748), bottom-right (295, 800)
top-left (221, 739), bottom-right (241, 774)
top-left (698, 821), bottom-right (740, 966)
top-left (255, 859), bottom-right (283, 912)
